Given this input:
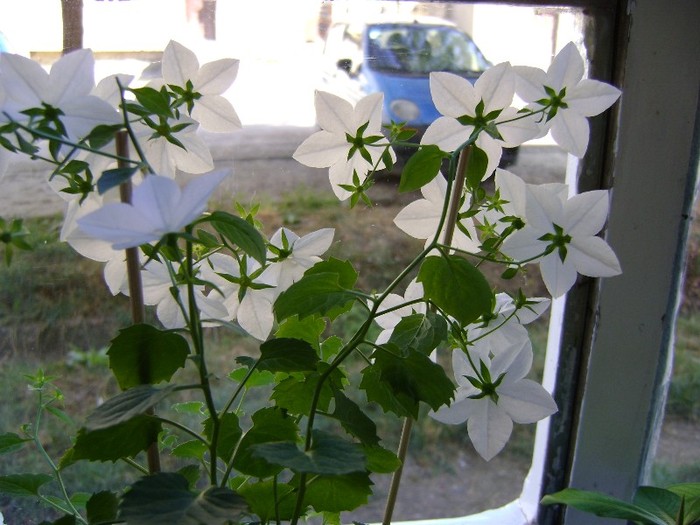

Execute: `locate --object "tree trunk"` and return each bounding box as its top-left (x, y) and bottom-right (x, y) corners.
top-left (61, 0), bottom-right (84, 54)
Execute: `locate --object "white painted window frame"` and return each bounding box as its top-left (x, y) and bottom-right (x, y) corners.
top-left (390, 0), bottom-right (700, 524)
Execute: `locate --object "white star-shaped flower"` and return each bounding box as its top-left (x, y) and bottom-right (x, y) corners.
top-left (513, 42), bottom-right (621, 157)
top-left (140, 259), bottom-right (228, 330)
top-left (430, 338), bottom-right (557, 461)
top-left (260, 227), bottom-right (335, 294)
top-left (422, 64), bottom-right (540, 178)
top-left (502, 184), bottom-right (621, 298)
top-left (159, 40), bottom-right (241, 132)
top-left (0, 49), bottom-right (120, 140)
top-left (201, 253), bottom-right (276, 341)
top-left (293, 90), bottom-right (395, 200)
top-left (77, 171), bottom-right (227, 250)
top-left (393, 175), bottom-right (480, 253)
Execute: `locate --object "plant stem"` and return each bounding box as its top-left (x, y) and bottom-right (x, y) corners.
top-left (116, 130), bottom-right (161, 474)
top-left (382, 146), bottom-right (472, 524)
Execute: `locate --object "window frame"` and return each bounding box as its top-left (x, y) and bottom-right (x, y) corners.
top-left (384, 1), bottom-right (700, 524)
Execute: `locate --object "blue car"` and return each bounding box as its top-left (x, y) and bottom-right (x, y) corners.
top-left (321, 19), bottom-right (518, 169)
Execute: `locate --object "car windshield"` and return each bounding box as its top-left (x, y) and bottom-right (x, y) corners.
top-left (366, 24), bottom-right (490, 75)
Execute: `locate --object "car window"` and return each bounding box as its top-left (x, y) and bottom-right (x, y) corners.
top-left (366, 25), bottom-right (490, 75)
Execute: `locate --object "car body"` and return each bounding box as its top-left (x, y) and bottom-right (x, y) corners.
top-left (320, 18), bottom-right (518, 169)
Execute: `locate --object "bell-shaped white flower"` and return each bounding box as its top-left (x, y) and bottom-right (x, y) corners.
top-left (0, 49), bottom-right (120, 139)
top-left (430, 338), bottom-right (557, 460)
top-left (260, 227), bottom-right (335, 294)
top-left (513, 42), bottom-right (621, 157)
top-left (293, 90), bottom-right (395, 200)
top-left (393, 175), bottom-right (480, 253)
top-left (159, 40), bottom-right (241, 132)
top-left (77, 171), bottom-right (227, 250)
top-left (422, 64), bottom-right (540, 177)
top-left (502, 183), bottom-right (621, 297)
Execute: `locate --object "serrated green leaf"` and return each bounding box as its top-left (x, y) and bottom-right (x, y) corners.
top-left (86, 490), bottom-right (119, 524)
top-left (69, 415), bottom-right (162, 463)
top-left (172, 440), bottom-right (208, 461)
top-left (271, 365), bottom-right (344, 416)
top-left (0, 473), bottom-right (53, 497)
top-left (331, 391), bottom-right (379, 446)
top-left (228, 367), bottom-right (275, 388)
top-left (275, 315), bottom-right (326, 353)
top-left (360, 346), bottom-right (455, 418)
top-left (257, 338), bottom-right (319, 373)
top-left (541, 488), bottom-right (669, 525)
top-left (0, 432), bottom-right (30, 455)
top-left (388, 311), bottom-right (447, 356)
top-left (363, 445), bottom-right (402, 473)
top-left (119, 473), bottom-right (248, 525)
top-left (303, 472), bottom-right (373, 513)
top-left (237, 480), bottom-right (299, 522)
top-left (204, 412), bottom-right (241, 463)
top-left (251, 430), bottom-right (365, 475)
top-left (399, 145), bottom-right (445, 193)
top-left (233, 408), bottom-right (299, 478)
top-left (275, 273), bottom-right (356, 322)
top-left (208, 211), bottom-right (266, 265)
top-left (85, 384), bottom-right (175, 430)
top-left (418, 255), bottom-right (492, 325)
top-left (108, 324), bottom-right (190, 390)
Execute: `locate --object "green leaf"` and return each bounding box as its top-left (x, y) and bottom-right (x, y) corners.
top-left (330, 391), bottom-right (379, 446)
top-left (233, 408), bottom-right (299, 478)
top-left (303, 472), bottom-right (373, 513)
top-left (275, 272), bottom-right (356, 322)
top-left (667, 483), bottom-right (700, 502)
top-left (86, 124), bottom-right (122, 150)
top-left (85, 384), bottom-right (175, 430)
top-left (119, 473), bottom-right (248, 525)
top-left (69, 415), bottom-right (162, 463)
top-left (0, 473), bottom-right (53, 497)
top-left (228, 367), bottom-right (275, 388)
top-left (0, 432), bottom-right (30, 455)
top-left (97, 166), bottom-right (139, 195)
top-left (399, 145), bottom-right (445, 193)
top-left (541, 488), bottom-right (670, 525)
top-left (633, 487), bottom-right (681, 524)
top-left (204, 412), bottom-right (242, 463)
top-left (271, 366), bottom-right (344, 416)
top-left (306, 257), bottom-right (358, 289)
top-left (237, 480), bottom-right (299, 522)
top-left (388, 311), bottom-right (448, 356)
top-left (465, 145), bottom-right (489, 190)
top-left (418, 255), bottom-right (492, 325)
top-left (108, 324), bottom-right (190, 390)
top-left (251, 430), bottom-right (365, 475)
top-left (39, 516), bottom-right (76, 525)
top-left (86, 491), bottom-right (119, 524)
top-left (360, 346), bottom-right (455, 418)
top-left (257, 338), bottom-right (319, 373)
top-left (208, 211), bottom-right (267, 265)
top-left (363, 445), bottom-right (402, 473)
top-left (130, 86), bottom-right (173, 117)
top-left (275, 315), bottom-right (326, 353)
top-left (172, 440), bottom-right (208, 461)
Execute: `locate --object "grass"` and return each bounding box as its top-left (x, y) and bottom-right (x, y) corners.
top-left (1, 186), bottom-right (698, 521)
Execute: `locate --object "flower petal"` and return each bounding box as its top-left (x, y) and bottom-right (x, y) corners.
top-left (314, 90), bottom-right (355, 134)
top-left (429, 71), bottom-right (478, 118)
top-left (547, 42), bottom-right (584, 90)
top-left (569, 236), bottom-right (622, 277)
top-left (162, 40), bottom-right (199, 86)
top-left (50, 49), bottom-right (96, 106)
top-left (195, 58), bottom-right (239, 95)
top-left (550, 109), bottom-right (590, 157)
top-left (293, 130), bottom-right (347, 168)
top-left (540, 253), bottom-right (578, 298)
top-left (421, 116), bottom-right (472, 152)
top-left (564, 190), bottom-right (609, 236)
top-left (475, 62), bottom-right (515, 114)
top-left (566, 79), bottom-right (621, 117)
top-left (467, 400), bottom-right (513, 461)
top-left (499, 379), bottom-right (557, 424)
top-left (192, 94), bottom-right (242, 132)
top-left (513, 65), bottom-right (548, 103)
